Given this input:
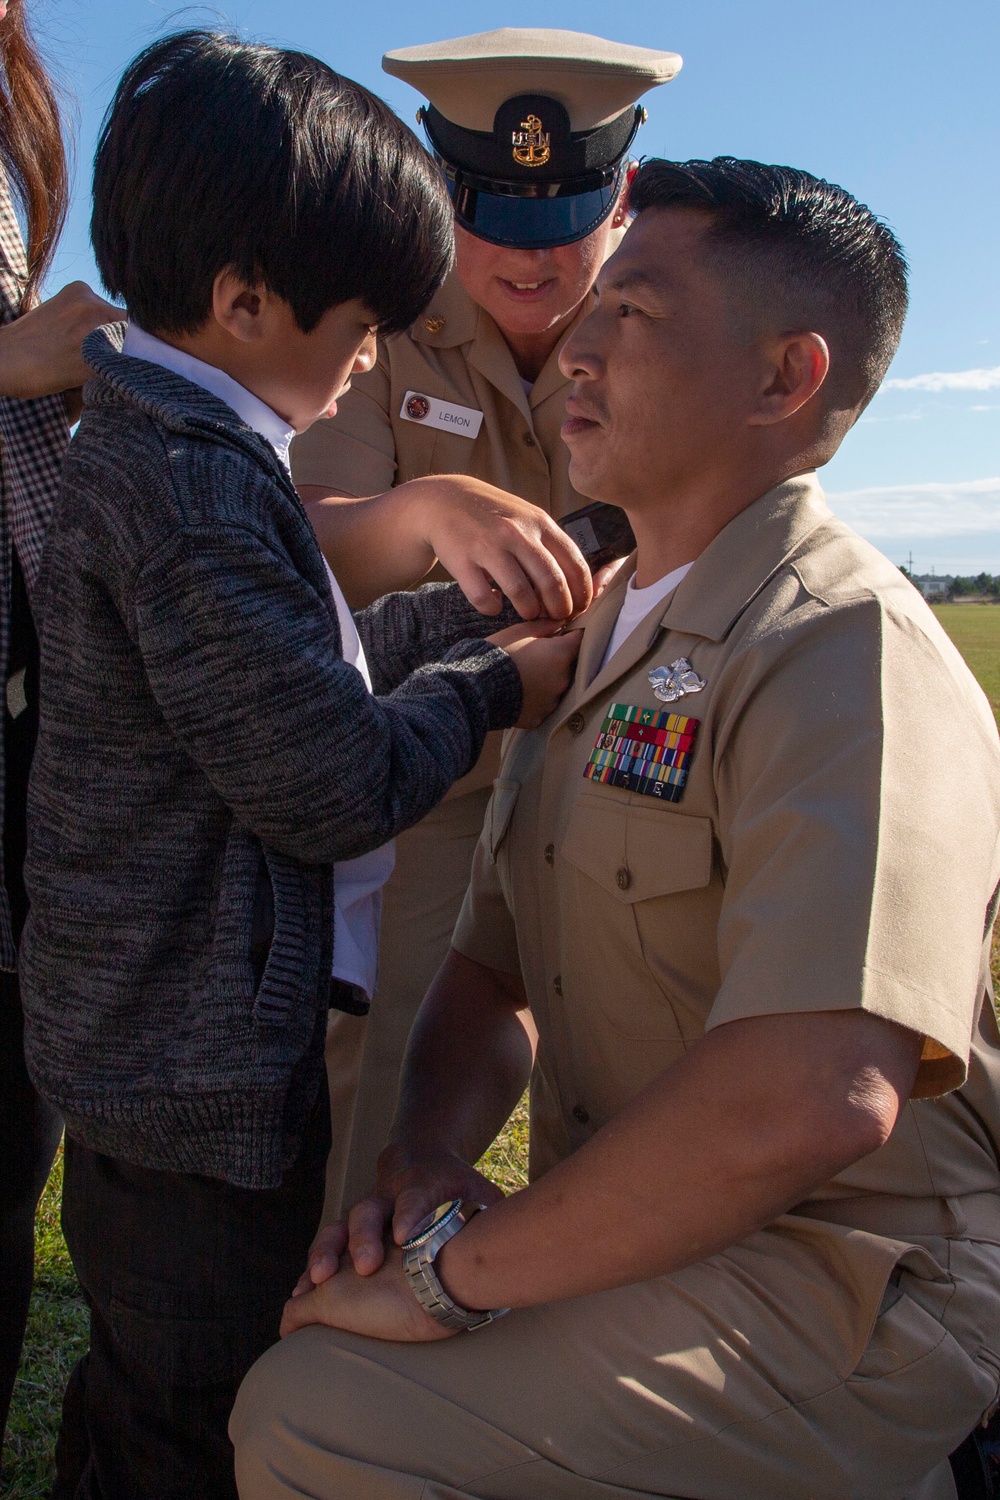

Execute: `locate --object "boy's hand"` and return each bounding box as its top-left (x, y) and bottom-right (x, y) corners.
top-left (0, 282), bottom-right (120, 401)
top-left (488, 621), bottom-right (581, 729)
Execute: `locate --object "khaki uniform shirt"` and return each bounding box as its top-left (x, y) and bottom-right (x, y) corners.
top-left (290, 271), bottom-right (589, 518)
top-left (454, 474), bottom-right (1000, 1223)
top-left (291, 271), bottom-right (592, 795)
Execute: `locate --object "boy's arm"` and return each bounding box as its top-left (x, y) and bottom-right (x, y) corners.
top-left (133, 524), bottom-right (522, 864)
top-left (357, 582), bottom-right (523, 695)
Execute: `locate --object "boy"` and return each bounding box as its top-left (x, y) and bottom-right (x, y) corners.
top-left (21, 30), bottom-right (580, 1499)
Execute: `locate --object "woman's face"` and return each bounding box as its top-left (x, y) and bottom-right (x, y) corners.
top-left (453, 203), bottom-right (625, 343)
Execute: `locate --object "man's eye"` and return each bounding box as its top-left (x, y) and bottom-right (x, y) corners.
top-left (618, 302), bottom-right (636, 318)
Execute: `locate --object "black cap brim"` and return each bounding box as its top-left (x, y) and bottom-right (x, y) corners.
top-left (446, 168), bottom-right (625, 249)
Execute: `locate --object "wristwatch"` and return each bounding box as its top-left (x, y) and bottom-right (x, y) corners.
top-left (402, 1200), bottom-right (509, 1331)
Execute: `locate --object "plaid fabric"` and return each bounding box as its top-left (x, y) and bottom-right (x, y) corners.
top-left (0, 179), bottom-right (70, 967)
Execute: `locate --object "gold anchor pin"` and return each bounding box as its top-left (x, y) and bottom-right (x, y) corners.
top-left (423, 315), bottom-right (446, 333)
top-left (511, 114), bottom-right (551, 169)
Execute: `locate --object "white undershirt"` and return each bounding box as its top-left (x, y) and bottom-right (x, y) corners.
top-left (599, 562), bottom-right (695, 674)
top-left (122, 324), bottom-right (395, 997)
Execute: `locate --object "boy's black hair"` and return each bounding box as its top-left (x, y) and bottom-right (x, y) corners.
top-left (629, 158), bottom-right (908, 414)
top-left (92, 29), bottom-right (454, 336)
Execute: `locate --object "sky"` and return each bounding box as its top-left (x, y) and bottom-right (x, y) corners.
top-left (33, 0), bottom-right (1000, 575)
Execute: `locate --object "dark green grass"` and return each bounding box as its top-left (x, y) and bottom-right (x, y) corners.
top-left (5, 615), bottom-right (999, 1493)
top-left (2, 1151), bottom-right (88, 1497)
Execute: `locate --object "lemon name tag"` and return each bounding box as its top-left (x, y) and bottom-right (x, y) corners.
top-left (399, 390), bottom-right (484, 440)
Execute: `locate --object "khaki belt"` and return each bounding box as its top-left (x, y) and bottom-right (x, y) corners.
top-left (790, 1190), bottom-right (1000, 1243)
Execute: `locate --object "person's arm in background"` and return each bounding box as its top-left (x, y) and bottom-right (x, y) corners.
top-left (292, 355), bottom-right (594, 621)
top-left (310, 474), bottom-right (592, 623)
top-left (0, 281), bottom-right (120, 417)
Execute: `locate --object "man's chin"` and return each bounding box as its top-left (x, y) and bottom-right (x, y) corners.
top-left (565, 452), bottom-right (609, 505)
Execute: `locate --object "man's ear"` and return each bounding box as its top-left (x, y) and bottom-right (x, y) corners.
top-left (748, 331), bottom-right (830, 427)
top-left (211, 269), bottom-right (269, 343)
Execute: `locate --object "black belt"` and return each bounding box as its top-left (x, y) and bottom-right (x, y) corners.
top-left (329, 977), bottom-right (370, 1016)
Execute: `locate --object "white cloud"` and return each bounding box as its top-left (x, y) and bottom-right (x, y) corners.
top-left (881, 365), bottom-right (1000, 393)
top-left (826, 477), bottom-right (1000, 538)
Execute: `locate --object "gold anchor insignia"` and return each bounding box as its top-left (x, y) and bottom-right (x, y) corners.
top-left (511, 114), bottom-right (551, 168)
top-left (423, 315), bottom-right (445, 333)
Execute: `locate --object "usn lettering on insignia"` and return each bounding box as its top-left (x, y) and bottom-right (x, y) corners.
top-left (583, 702), bottom-right (699, 803)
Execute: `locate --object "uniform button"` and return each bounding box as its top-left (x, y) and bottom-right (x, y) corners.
top-left (616, 866), bottom-right (631, 891)
top-left (543, 843), bottom-right (554, 865)
top-left (553, 974), bottom-right (563, 996)
top-left (522, 432), bottom-right (536, 447)
top-left (566, 712), bottom-right (585, 735)
top-left (572, 1105), bottom-right (590, 1125)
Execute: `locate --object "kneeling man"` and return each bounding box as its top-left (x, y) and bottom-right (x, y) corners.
top-left (232, 159), bottom-right (1000, 1500)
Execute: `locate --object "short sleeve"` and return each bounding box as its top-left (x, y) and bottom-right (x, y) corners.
top-left (708, 593), bottom-right (1000, 1098)
top-left (453, 828), bottom-right (523, 978)
top-left (291, 360), bottom-right (396, 496)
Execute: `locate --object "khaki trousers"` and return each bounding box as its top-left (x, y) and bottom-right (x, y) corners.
top-left (232, 1222), bottom-right (1000, 1500)
top-left (323, 789), bottom-right (493, 1221)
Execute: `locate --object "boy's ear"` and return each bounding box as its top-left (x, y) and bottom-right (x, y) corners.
top-left (211, 269), bottom-right (269, 343)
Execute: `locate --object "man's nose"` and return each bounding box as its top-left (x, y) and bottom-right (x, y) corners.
top-left (558, 316), bottom-right (601, 382)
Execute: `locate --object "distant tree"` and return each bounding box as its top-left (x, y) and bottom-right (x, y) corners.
top-left (975, 571), bottom-right (993, 594)
top-left (899, 565), bottom-right (913, 580)
top-left (949, 576), bottom-right (976, 597)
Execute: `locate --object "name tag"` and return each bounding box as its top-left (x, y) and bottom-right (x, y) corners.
top-left (399, 390), bottom-right (483, 440)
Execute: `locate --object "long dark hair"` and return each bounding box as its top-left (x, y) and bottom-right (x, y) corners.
top-left (0, 1), bottom-right (67, 308)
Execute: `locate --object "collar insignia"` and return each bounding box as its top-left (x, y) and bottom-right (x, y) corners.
top-left (511, 115), bottom-right (551, 168)
top-left (648, 659), bottom-right (707, 704)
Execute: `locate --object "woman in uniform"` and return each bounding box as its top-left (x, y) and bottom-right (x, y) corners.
top-left (291, 27), bottom-right (681, 1217)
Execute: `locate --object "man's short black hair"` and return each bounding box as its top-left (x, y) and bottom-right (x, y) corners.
top-left (628, 158), bottom-right (908, 414)
top-left (92, 29), bottom-right (454, 336)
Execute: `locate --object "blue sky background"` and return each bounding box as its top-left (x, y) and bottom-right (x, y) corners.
top-left (34, 0), bottom-right (1000, 573)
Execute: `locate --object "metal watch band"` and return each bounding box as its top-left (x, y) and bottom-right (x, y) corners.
top-left (401, 1200), bottom-right (509, 1332)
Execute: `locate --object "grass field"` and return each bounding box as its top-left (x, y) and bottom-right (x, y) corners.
top-left (932, 604), bottom-right (1000, 725)
top-left (4, 608), bottom-right (999, 1493)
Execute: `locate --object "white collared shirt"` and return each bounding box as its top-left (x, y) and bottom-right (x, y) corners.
top-left (599, 562), bottom-right (694, 675)
top-left (122, 323), bottom-right (395, 998)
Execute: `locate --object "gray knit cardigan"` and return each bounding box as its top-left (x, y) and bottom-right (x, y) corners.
top-left (21, 325), bottom-right (522, 1188)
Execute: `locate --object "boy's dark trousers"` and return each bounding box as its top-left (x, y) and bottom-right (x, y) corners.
top-left (51, 1082), bottom-right (330, 1500)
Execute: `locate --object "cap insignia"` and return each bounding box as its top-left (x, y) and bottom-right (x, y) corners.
top-left (511, 114), bottom-right (551, 169)
top-left (423, 315), bottom-right (446, 333)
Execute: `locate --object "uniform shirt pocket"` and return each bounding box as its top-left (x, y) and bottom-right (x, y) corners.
top-left (559, 792), bottom-right (717, 1041)
top-left (561, 791), bottom-right (713, 901)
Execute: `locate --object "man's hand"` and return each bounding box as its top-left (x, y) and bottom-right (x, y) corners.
top-left (0, 282), bottom-right (120, 401)
top-left (281, 1247), bottom-right (457, 1343)
top-left (295, 1143), bottom-right (501, 1292)
top-left (488, 620), bottom-right (581, 729)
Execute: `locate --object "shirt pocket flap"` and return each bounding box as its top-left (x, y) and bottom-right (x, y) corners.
top-left (485, 779), bottom-right (521, 861)
top-left (561, 792), bottom-right (714, 903)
